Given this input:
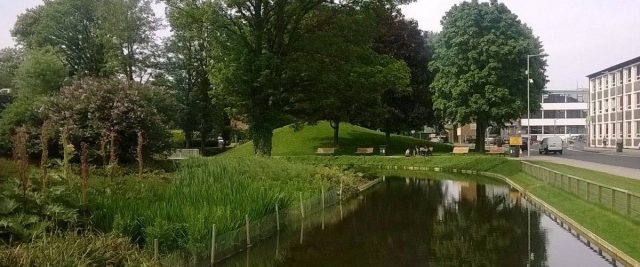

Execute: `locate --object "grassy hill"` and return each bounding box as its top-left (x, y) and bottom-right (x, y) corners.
top-left (223, 121), bottom-right (452, 156)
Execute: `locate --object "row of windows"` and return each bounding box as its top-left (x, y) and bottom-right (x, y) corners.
top-left (592, 121), bottom-right (640, 137)
top-left (593, 93), bottom-right (640, 114)
top-left (590, 64), bottom-right (640, 91)
top-left (527, 125), bottom-right (586, 135)
top-left (530, 110), bottom-right (588, 119)
top-left (542, 93), bottom-right (587, 103)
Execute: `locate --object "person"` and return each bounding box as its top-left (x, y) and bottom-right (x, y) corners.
top-left (405, 148), bottom-right (411, 157)
top-left (602, 137), bottom-right (607, 147)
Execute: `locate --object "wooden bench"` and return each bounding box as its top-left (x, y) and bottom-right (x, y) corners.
top-left (486, 146), bottom-right (505, 156)
top-left (451, 146), bottom-right (469, 155)
top-left (316, 147), bottom-right (336, 155)
top-left (355, 147), bottom-right (374, 156)
top-left (168, 148), bottom-right (201, 160)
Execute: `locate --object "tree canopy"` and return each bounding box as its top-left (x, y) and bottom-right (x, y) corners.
top-left (430, 0), bottom-right (547, 152)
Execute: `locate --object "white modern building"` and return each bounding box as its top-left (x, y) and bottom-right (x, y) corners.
top-left (587, 56), bottom-right (640, 148)
top-left (521, 89), bottom-right (589, 142)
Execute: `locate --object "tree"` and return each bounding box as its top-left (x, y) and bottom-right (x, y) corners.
top-left (286, 5), bottom-right (410, 146)
top-left (13, 47), bottom-right (67, 97)
top-left (208, 0), bottom-right (327, 156)
top-left (164, 0), bottom-right (225, 150)
top-left (0, 47), bottom-right (24, 89)
top-left (430, 0), bottom-right (547, 152)
top-left (12, 0), bottom-right (108, 77)
top-left (371, 7), bottom-right (435, 146)
top-left (99, 0), bottom-right (161, 81)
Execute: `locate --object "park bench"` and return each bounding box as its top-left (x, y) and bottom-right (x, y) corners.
top-left (417, 146), bottom-right (434, 156)
top-left (168, 149), bottom-right (201, 160)
top-left (316, 147), bottom-right (336, 155)
top-left (486, 146), bottom-right (505, 156)
top-left (355, 147), bottom-right (374, 156)
top-left (451, 146), bottom-right (469, 155)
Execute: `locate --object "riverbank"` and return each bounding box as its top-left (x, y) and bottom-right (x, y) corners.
top-left (285, 155), bottom-right (640, 263)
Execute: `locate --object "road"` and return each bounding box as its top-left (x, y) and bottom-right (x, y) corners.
top-left (527, 142), bottom-right (640, 170)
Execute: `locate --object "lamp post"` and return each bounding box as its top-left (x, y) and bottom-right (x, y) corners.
top-left (526, 53), bottom-right (548, 157)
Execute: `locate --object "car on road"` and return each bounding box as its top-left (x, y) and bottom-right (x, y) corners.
top-left (539, 136), bottom-right (563, 155)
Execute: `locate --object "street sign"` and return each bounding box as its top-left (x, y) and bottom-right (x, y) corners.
top-left (509, 135), bottom-right (522, 146)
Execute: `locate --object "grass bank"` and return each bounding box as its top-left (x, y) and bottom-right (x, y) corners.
top-left (224, 121), bottom-right (452, 157)
top-left (91, 157), bottom-right (363, 258)
top-left (529, 160), bottom-right (640, 194)
top-left (284, 155), bottom-right (640, 262)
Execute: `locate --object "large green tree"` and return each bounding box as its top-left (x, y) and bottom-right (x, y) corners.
top-left (164, 0), bottom-right (225, 150)
top-left (0, 47), bottom-right (24, 89)
top-left (430, 0), bottom-right (547, 152)
top-left (209, 0), bottom-right (329, 156)
top-left (372, 6), bottom-right (435, 146)
top-left (286, 4), bottom-right (410, 146)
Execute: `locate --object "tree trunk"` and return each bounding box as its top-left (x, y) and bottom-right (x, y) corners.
top-left (185, 130), bottom-right (193, 149)
top-left (385, 131), bottom-right (391, 147)
top-left (475, 120), bottom-right (486, 153)
top-left (329, 120), bottom-right (340, 147)
top-left (252, 123), bottom-right (273, 157)
top-left (452, 124), bottom-right (458, 143)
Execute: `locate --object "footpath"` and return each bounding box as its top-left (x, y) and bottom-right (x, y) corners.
top-left (518, 155), bottom-right (640, 180)
top-left (572, 146), bottom-right (640, 158)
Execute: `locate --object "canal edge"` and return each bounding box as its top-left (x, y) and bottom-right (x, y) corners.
top-left (366, 164), bottom-right (640, 267)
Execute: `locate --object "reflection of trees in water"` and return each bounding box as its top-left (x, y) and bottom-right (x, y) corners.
top-left (431, 183), bottom-right (548, 266)
top-left (218, 177), bottom-right (549, 267)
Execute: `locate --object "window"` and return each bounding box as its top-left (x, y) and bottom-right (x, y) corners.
top-left (627, 121), bottom-right (632, 137)
top-left (618, 70), bottom-right (623, 85)
top-left (617, 96), bottom-right (623, 110)
top-left (598, 78), bottom-right (602, 90)
top-left (577, 93), bottom-right (586, 103)
top-left (543, 110), bottom-right (565, 119)
top-left (598, 100), bottom-right (602, 113)
top-left (598, 124), bottom-right (602, 136)
top-left (566, 110), bottom-right (587, 118)
top-left (605, 76), bottom-right (610, 88)
top-left (637, 93), bottom-right (640, 109)
top-left (543, 93), bottom-right (566, 103)
top-left (605, 124), bottom-right (609, 135)
top-left (567, 126), bottom-right (586, 134)
top-left (627, 94), bottom-right (632, 109)
top-left (530, 110), bottom-right (542, 119)
top-left (604, 99), bottom-right (608, 112)
top-left (567, 93), bottom-right (578, 103)
top-left (637, 121), bottom-right (640, 137)
top-left (529, 126), bottom-right (542, 134)
top-left (626, 68), bottom-right (632, 82)
top-left (636, 65), bottom-right (640, 80)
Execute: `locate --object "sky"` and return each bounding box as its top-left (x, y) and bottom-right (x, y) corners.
top-left (1, 0), bottom-right (640, 90)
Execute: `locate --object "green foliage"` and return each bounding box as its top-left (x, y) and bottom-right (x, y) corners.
top-left (91, 157), bottom-right (363, 256)
top-left (0, 232), bottom-right (156, 266)
top-left (223, 121), bottom-right (452, 156)
top-left (0, 96), bottom-right (47, 155)
top-left (0, 47), bottom-right (24, 89)
top-left (14, 47), bottom-right (67, 97)
top-left (430, 1), bottom-right (547, 151)
top-left (45, 78), bottom-right (179, 161)
top-left (0, 173), bottom-right (78, 243)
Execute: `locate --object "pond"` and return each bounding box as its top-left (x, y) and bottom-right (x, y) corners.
top-left (217, 175), bottom-right (612, 267)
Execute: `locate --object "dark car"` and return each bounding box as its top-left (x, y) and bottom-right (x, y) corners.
top-left (521, 137), bottom-right (528, 151)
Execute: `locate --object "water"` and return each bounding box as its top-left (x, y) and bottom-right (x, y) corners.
top-left (217, 175), bottom-right (612, 267)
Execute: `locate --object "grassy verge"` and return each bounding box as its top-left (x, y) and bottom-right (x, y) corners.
top-left (285, 155), bottom-right (640, 262)
top-left (223, 121), bottom-right (452, 157)
top-left (528, 160), bottom-right (640, 194)
top-left (91, 157), bottom-right (363, 258)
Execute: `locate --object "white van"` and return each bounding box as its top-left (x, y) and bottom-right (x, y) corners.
top-left (539, 136), bottom-right (563, 155)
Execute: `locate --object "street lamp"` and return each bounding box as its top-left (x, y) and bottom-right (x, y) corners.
top-left (526, 53), bottom-right (548, 157)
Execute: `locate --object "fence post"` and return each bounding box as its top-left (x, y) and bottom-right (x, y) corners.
top-left (245, 214), bottom-right (251, 247)
top-left (211, 224), bottom-right (216, 266)
top-left (576, 179), bottom-right (580, 197)
top-left (627, 192), bottom-right (631, 216)
top-left (322, 186), bottom-right (325, 211)
top-left (299, 192), bottom-right (305, 218)
top-left (154, 238), bottom-right (158, 261)
top-left (598, 185), bottom-right (602, 204)
top-left (275, 204), bottom-right (280, 231)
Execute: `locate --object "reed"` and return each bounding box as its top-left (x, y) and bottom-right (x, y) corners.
top-left (92, 157), bottom-right (359, 257)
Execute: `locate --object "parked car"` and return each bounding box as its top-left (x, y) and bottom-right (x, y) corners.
top-left (539, 136), bottom-right (563, 155)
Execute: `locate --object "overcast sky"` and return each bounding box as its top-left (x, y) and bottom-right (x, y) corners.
top-left (1, 0), bottom-right (639, 89)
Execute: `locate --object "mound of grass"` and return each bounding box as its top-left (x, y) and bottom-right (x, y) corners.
top-left (224, 121), bottom-right (452, 156)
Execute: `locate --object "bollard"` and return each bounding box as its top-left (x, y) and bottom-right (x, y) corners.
top-left (299, 192), bottom-right (305, 218)
top-left (321, 186), bottom-right (325, 211)
top-left (245, 214), bottom-right (251, 247)
top-left (211, 224), bottom-right (216, 266)
top-left (275, 204), bottom-right (280, 231)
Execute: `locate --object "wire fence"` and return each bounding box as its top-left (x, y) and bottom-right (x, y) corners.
top-left (521, 161), bottom-right (640, 221)
top-left (210, 187), bottom-right (342, 264)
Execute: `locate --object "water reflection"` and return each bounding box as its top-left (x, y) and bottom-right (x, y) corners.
top-left (218, 176), bottom-right (610, 267)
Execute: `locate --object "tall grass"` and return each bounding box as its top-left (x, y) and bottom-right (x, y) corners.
top-left (92, 157), bottom-right (360, 257)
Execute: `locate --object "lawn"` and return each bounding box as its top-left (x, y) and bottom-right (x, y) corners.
top-left (528, 160), bottom-right (640, 195)
top-left (223, 121), bottom-right (452, 157)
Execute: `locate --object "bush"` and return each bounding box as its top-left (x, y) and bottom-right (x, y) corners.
top-left (45, 78), bottom-right (180, 162)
